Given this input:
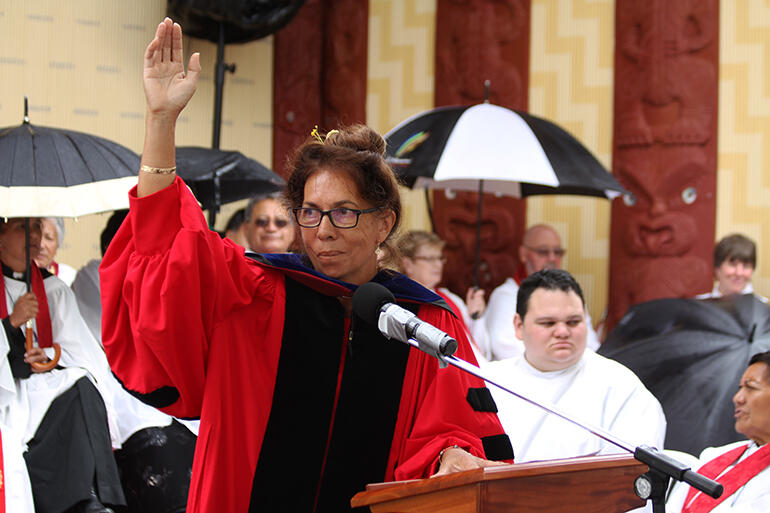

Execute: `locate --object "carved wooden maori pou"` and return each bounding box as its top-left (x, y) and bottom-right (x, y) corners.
top-left (433, 0), bottom-right (530, 296)
top-left (605, 0), bottom-right (718, 336)
top-left (273, 0), bottom-right (368, 177)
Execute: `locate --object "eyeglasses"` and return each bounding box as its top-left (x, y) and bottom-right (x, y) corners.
top-left (292, 207), bottom-right (381, 229)
top-left (254, 217), bottom-right (290, 228)
top-left (412, 255), bottom-right (447, 264)
top-left (525, 245), bottom-right (566, 258)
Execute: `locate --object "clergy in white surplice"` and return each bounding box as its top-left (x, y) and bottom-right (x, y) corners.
top-left (484, 268), bottom-right (666, 463)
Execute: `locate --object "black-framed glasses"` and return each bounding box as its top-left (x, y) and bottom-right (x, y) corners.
top-left (292, 207), bottom-right (381, 229)
top-left (254, 217), bottom-right (290, 228)
top-left (524, 245), bottom-right (566, 258)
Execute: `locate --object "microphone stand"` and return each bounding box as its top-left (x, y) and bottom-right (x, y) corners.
top-left (405, 340), bottom-right (723, 513)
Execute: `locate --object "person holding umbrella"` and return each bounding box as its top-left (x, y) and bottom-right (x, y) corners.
top-left (666, 350), bottom-right (770, 512)
top-left (0, 217), bottom-right (125, 513)
top-left (100, 18), bottom-right (512, 513)
top-left (397, 230), bottom-right (488, 362)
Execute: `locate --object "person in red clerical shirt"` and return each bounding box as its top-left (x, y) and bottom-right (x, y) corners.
top-left (666, 351), bottom-right (770, 512)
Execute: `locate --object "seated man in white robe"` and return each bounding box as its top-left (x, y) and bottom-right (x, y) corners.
top-left (485, 268), bottom-right (666, 463)
top-left (666, 351), bottom-right (770, 513)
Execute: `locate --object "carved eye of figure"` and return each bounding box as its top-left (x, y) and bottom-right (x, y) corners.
top-left (681, 186), bottom-right (697, 205)
top-left (623, 193), bottom-right (637, 207)
top-left (444, 189), bottom-right (457, 200)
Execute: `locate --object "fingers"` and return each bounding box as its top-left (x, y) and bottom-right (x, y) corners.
top-left (186, 52), bottom-right (202, 83)
top-left (161, 17), bottom-right (172, 63)
top-left (171, 22), bottom-right (184, 63)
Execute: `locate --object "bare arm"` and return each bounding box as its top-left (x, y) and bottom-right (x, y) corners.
top-left (138, 17), bottom-right (201, 198)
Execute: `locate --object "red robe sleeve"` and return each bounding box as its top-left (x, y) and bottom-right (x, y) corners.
top-left (388, 303), bottom-right (511, 480)
top-left (100, 177), bottom-right (282, 418)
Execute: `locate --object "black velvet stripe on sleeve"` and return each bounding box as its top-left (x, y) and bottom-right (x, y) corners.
top-left (466, 387), bottom-right (498, 413)
top-left (482, 433), bottom-right (514, 462)
top-left (111, 372), bottom-right (180, 409)
top-left (2, 316), bottom-right (31, 378)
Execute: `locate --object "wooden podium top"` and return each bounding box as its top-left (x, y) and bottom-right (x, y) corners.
top-left (352, 454), bottom-right (648, 513)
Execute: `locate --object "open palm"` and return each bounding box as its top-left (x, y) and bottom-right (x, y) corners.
top-left (143, 18), bottom-right (200, 117)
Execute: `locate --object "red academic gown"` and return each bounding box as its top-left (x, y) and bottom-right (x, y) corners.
top-left (101, 177), bottom-right (511, 513)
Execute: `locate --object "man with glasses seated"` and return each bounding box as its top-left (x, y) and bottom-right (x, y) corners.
top-left (244, 192), bottom-right (295, 254)
top-left (482, 224), bottom-right (599, 361)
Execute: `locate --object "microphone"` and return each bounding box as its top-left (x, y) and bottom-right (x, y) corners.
top-left (352, 282), bottom-right (458, 358)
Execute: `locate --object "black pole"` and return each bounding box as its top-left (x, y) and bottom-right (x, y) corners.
top-left (473, 179), bottom-right (483, 289)
top-left (424, 189), bottom-right (436, 233)
top-left (25, 218), bottom-right (31, 293)
top-left (210, 22), bottom-right (237, 229)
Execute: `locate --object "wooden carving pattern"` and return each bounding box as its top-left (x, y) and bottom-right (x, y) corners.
top-left (273, 0), bottom-right (323, 177)
top-left (606, 0), bottom-right (718, 336)
top-left (323, 0), bottom-right (368, 128)
top-left (433, 0), bottom-right (530, 297)
top-left (273, 0), bottom-right (368, 177)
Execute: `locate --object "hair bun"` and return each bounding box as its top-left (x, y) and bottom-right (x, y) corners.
top-left (325, 124), bottom-right (386, 156)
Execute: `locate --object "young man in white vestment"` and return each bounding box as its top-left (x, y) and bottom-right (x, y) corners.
top-left (665, 351), bottom-right (770, 513)
top-left (484, 269), bottom-right (666, 463)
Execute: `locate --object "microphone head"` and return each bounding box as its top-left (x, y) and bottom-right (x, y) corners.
top-left (352, 282), bottom-right (396, 325)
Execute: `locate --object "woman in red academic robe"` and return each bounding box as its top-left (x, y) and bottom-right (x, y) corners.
top-left (101, 18), bottom-right (512, 513)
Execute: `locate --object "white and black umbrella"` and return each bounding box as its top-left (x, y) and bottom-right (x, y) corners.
top-left (385, 102), bottom-right (627, 287)
top-left (0, 104), bottom-right (139, 219)
top-left (386, 102), bottom-right (625, 199)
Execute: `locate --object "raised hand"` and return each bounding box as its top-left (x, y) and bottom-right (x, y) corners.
top-left (143, 17), bottom-right (201, 119)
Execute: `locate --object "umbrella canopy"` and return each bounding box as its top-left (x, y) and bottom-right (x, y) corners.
top-left (0, 118), bottom-right (139, 218)
top-left (598, 294), bottom-right (770, 455)
top-left (174, 146), bottom-right (286, 213)
top-left (385, 103), bottom-right (626, 199)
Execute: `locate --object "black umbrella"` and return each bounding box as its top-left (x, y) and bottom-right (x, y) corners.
top-left (174, 146), bottom-right (286, 227)
top-left (0, 99), bottom-right (140, 370)
top-left (385, 101), bottom-right (627, 286)
top-left (0, 102), bottom-right (139, 218)
top-left (598, 294), bottom-right (770, 455)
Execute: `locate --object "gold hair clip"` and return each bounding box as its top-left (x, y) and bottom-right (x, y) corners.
top-left (311, 126), bottom-right (340, 144)
top-left (311, 125), bottom-right (324, 143)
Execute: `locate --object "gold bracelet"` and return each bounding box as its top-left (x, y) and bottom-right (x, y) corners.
top-left (140, 164), bottom-right (177, 175)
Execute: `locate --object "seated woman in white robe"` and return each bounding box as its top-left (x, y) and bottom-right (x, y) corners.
top-left (666, 351), bottom-right (770, 512)
top-left (485, 269), bottom-right (666, 463)
top-left (0, 218), bottom-right (125, 513)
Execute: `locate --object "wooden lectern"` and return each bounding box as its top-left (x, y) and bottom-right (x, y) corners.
top-left (351, 454), bottom-right (648, 513)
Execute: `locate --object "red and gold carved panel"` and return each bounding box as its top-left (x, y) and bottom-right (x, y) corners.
top-left (605, 0), bottom-right (719, 335)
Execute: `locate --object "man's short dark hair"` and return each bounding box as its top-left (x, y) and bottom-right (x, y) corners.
top-left (714, 234), bottom-right (756, 268)
top-left (516, 268), bottom-right (585, 319)
top-left (749, 351), bottom-right (770, 382)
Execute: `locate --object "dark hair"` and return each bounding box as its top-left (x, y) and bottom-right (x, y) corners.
top-left (225, 208), bottom-right (246, 233)
top-left (714, 234), bottom-right (756, 268)
top-left (101, 210), bottom-right (129, 256)
top-left (284, 124), bottom-right (402, 249)
top-left (516, 268), bottom-right (585, 319)
top-left (749, 351), bottom-right (770, 382)
top-left (244, 192), bottom-right (286, 222)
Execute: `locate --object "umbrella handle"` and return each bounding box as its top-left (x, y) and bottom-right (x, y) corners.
top-left (25, 322), bottom-right (61, 372)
